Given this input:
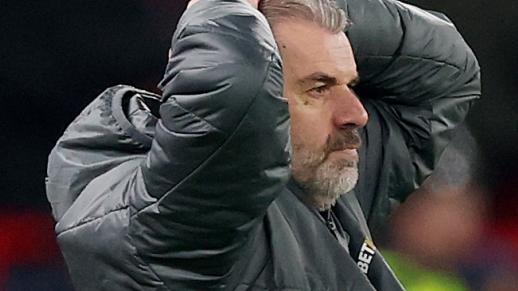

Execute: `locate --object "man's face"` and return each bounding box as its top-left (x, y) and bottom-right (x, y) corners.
top-left (273, 20), bottom-right (369, 210)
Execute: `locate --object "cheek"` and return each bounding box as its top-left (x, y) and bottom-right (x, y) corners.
top-left (288, 101), bottom-right (330, 148)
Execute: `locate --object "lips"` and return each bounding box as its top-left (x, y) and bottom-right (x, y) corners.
top-left (325, 129), bottom-right (362, 152)
top-left (330, 148), bottom-right (358, 161)
top-left (316, 130), bottom-right (362, 164)
top-left (341, 149), bottom-right (358, 155)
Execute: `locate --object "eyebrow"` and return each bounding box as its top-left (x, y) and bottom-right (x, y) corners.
top-left (299, 72), bottom-right (360, 87)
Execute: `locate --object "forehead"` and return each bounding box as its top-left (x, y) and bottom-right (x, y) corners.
top-left (273, 19), bottom-right (356, 82)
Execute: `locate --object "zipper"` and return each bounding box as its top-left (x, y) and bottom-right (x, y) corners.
top-left (325, 209), bottom-right (350, 252)
top-left (325, 209), bottom-right (337, 232)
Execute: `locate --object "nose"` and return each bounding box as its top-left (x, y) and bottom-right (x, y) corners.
top-left (331, 87), bottom-right (368, 129)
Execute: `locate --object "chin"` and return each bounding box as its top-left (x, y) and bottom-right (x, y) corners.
top-left (291, 145), bottom-right (359, 209)
top-left (306, 161), bottom-right (359, 210)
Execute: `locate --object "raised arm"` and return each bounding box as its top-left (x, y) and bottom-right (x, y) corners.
top-left (128, 1), bottom-right (290, 289)
top-left (337, 0), bottom-right (481, 229)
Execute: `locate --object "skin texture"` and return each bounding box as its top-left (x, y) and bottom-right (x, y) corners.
top-left (272, 19), bottom-right (369, 210)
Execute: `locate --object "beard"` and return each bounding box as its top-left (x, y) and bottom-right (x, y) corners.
top-left (291, 128), bottom-right (361, 210)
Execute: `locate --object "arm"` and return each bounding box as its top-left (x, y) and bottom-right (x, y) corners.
top-left (128, 2), bottom-right (289, 289)
top-left (338, 0), bottom-right (481, 230)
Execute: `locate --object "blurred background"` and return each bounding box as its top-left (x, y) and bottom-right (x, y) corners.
top-left (1, 0), bottom-right (516, 290)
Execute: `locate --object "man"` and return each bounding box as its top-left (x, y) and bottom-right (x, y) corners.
top-left (46, 0), bottom-right (480, 290)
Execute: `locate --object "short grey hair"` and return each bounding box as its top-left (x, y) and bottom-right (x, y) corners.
top-left (259, 0), bottom-right (350, 34)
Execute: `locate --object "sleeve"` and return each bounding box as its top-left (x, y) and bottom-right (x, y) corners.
top-left (339, 0), bottom-right (481, 230)
top-left (126, 15), bottom-right (290, 289)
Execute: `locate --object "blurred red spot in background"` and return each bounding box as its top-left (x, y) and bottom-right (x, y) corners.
top-left (0, 209), bottom-right (60, 287)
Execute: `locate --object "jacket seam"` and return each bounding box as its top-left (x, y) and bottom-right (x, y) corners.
top-left (56, 207), bottom-right (173, 290)
top-left (128, 54), bottom-right (277, 290)
top-left (274, 205), bottom-right (328, 291)
top-left (356, 54), bottom-right (464, 71)
top-left (57, 205), bottom-right (128, 234)
top-left (111, 85), bottom-right (156, 148)
top-left (158, 100), bottom-right (226, 135)
top-left (131, 53), bottom-right (276, 216)
top-left (162, 66), bottom-right (249, 136)
top-left (127, 230), bottom-right (173, 291)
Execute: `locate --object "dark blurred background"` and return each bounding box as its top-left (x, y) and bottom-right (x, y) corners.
top-left (1, 0), bottom-right (517, 290)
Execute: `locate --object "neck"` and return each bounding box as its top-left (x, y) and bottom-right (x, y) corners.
top-left (188, 0), bottom-right (259, 8)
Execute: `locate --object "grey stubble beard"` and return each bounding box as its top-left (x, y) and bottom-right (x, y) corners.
top-left (292, 142), bottom-right (359, 211)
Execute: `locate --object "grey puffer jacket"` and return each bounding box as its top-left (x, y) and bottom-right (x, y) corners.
top-left (46, 0), bottom-right (480, 290)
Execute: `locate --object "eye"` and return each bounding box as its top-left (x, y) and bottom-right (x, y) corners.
top-left (308, 85), bottom-right (330, 98)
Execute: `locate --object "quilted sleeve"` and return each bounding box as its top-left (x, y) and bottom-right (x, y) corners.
top-left (127, 6), bottom-right (290, 290)
top-left (337, 0), bottom-right (481, 230)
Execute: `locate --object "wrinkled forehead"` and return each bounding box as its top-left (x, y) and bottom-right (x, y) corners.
top-left (273, 19), bottom-right (356, 82)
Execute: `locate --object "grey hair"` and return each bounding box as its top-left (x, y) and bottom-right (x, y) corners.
top-left (259, 0), bottom-right (350, 34)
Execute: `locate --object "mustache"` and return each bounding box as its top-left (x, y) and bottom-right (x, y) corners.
top-left (324, 128), bottom-right (362, 155)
